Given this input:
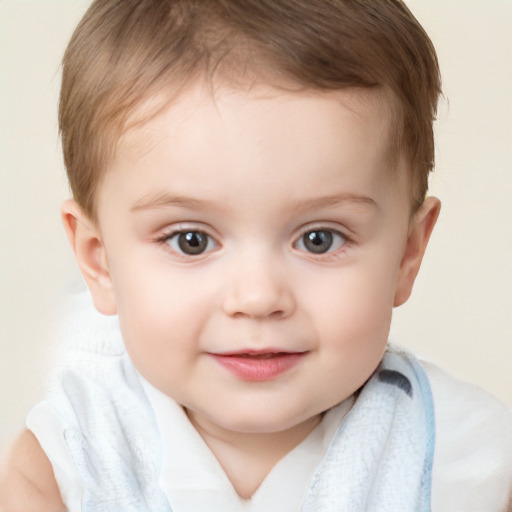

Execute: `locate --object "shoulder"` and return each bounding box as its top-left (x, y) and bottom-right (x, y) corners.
top-left (422, 361), bottom-right (512, 512)
top-left (0, 429), bottom-right (65, 512)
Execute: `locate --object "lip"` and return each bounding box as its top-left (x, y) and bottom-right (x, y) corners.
top-left (209, 350), bottom-right (307, 382)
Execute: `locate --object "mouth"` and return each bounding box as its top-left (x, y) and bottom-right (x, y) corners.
top-left (209, 350), bottom-right (307, 381)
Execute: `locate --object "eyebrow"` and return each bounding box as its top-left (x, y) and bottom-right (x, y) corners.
top-left (289, 193), bottom-right (378, 213)
top-left (130, 192), bottom-right (216, 212)
top-left (130, 191), bottom-right (378, 213)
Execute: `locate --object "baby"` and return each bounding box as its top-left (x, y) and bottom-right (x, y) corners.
top-left (1, 0), bottom-right (511, 511)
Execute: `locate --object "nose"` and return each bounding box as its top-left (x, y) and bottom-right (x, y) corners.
top-left (222, 253), bottom-right (295, 320)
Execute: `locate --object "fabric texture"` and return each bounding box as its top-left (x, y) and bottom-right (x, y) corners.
top-left (300, 348), bottom-right (435, 512)
top-left (27, 295), bottom-right (170, 512)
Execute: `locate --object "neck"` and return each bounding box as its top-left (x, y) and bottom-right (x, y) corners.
top-left (186, 410), bottom-right (323, 499)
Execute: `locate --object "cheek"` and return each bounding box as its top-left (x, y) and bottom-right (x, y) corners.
top-left (303, 262), bottom-right (397, 368)
top-left (312, 286), bottom-right (391, 398)
top-left (108, 260), bottom-right (204, 365)
top-left (307, 261), bottom-right (396, 328)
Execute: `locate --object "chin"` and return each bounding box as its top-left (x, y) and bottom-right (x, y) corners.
top-left (219, 407), bottom-right (318, 435)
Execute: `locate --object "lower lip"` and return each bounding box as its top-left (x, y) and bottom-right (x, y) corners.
top-left (210, 352), bottom-right (305, 382)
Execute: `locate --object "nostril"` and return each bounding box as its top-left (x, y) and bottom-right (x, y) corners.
top-left (229, 308), bottom-right (286, 320)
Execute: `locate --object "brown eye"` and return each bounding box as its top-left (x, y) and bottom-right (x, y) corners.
top-left (177, 231), bottom-right (208, 254)
top-left (165, 230), bottom-right (215, 256)
top-left (296, 229), bottom-right (346, 254)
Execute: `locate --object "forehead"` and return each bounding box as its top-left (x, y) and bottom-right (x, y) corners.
top-left (117, 82), bottom-right (396, 166)
top-left (99, 83), bottom-right (405, 218)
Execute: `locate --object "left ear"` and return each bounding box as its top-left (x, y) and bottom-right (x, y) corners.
top-left (394, 196), bottom-right (441, 307)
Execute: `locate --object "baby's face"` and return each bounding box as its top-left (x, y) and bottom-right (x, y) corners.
top-left (95, 83), bottom-right (415, 435)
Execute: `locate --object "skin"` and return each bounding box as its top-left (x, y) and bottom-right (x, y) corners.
top-left (0, 430), bottom-right (65, 511)
top-left (0, 83), bottom-right (439, 507)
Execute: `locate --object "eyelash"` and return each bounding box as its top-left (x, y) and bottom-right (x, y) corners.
top-left (155, 225), bottom-right (351, 259)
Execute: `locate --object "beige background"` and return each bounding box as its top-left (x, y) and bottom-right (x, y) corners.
top-left (1, 0), bottom-right (511, 455)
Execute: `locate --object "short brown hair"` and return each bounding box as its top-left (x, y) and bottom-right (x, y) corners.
top-left (59, 0), bottom-right (441, 220)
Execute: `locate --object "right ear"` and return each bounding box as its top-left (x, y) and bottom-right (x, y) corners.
top-left (61, 199), bottom-right (117, 315)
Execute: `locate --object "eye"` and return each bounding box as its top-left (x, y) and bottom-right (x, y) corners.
top-left (295, 229), bottom-right (347, 254)
top-left (164, 230), bottom-right (217, 256)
